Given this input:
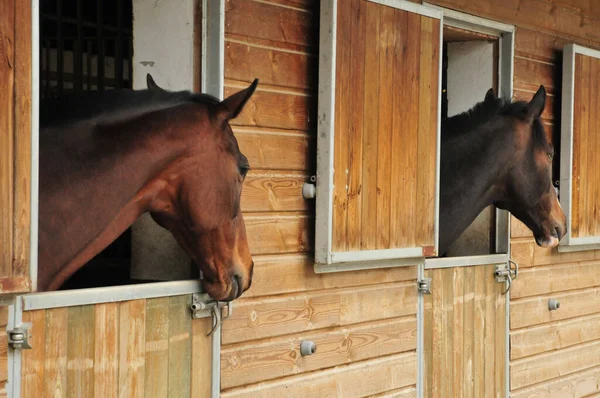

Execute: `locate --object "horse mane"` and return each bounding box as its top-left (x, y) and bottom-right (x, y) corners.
top-left (40, 87), bottom-right (222, 128)
top-left (442, 94), bottom-right (549, 148)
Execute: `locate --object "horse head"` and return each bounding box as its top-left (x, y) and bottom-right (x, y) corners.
top-left (492, 85), bottom-right (566, 247)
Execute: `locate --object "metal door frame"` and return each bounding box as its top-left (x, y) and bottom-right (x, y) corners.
top-left (416, 6), bottom-right (515, 397)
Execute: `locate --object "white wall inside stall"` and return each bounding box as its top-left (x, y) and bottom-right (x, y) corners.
top-left (130, 0), bottom-right (197, 280)
top-left (444, 40), bottom-right (496, 257)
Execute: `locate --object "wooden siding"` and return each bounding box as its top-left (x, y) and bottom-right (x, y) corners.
top-left (222, 1), bottom-right (418, 396)
top-left (19, 296), bottom-right (213, 397)
top-left (423, 265), bottom-right (506, 397)
top-left (571, 53), bottom-right (600, 239)
top-left (0, 0), bottom-right (32, 294)
top-left (331, 0), bottom-right (440, 254)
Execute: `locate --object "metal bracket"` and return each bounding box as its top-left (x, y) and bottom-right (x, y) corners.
top-left (7, 323), bottom-right (33, 350)
top-left (495, 260), bottom-right (518, 294)
top-left (417, 277), bottom-right (432, 295)
top-left (190, 293), bottom-right (233, 337)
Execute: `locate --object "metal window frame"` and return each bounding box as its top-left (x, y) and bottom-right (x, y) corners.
top-left (422, 5), bottom-right (514, 270)
top-left (315, 0), bottom-right (444, 272)
top-left (558, 44), bottom-right (600, 253)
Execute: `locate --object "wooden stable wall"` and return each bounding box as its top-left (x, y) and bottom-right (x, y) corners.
top-left (421, 0), bottom-right (600, 395)
top-left (220, 1), bottom-right (418, 396)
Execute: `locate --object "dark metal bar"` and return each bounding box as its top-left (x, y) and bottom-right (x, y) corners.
top-left (128, 39), bottom-right (133, 89)
top-left (86, 40), bottom-right (92, 90)
top-left (45, 39), bottom-right (51, 98)
top-left (74, 0), bottom-right (83, 91)
top-left (57, 0), bottom-right (64, 95)
top-left (96, 0), bottom-right (105, 91)
top-left (42, 13), bottom-right (132, 34)
top-left (115, 0), bottom-right (123, 89)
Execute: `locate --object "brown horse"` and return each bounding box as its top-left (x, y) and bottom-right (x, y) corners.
top-left (38, 78), bottom-right (258, 301)
top-left (440, 85), bottom-right (566, 255)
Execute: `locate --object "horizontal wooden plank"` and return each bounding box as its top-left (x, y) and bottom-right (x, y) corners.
top-left (369, 386), bottom-right (417, 398)
top-left (511, 217), bottom-right (534, 239)
top-left (225, 83), bottom-right (315, 131)
top-left (511, 261), bottom-right (600, 299)
top-left (514, 28), bottom-right (569, 62)
top-left (514, 57), bottom-right (556, 94)
top-left (245, 213), bottom-right (312, 255)
top-left (241, 171), bottom-right (310, 213)
top-left (244, 254), bottom-right (417, 299)
top-left (510, 240), bottom-right (599, 269)
top-left (0, 333), bottom-right (7, 384)
top-left (222, 282), bottom-right (418, 344)
top-left (221, 351), bottom-right (417, 398)
top-left (225, 0), bottom-right (317, 50)
top-left (510, 339), bottom-right (600, 390)
top-left (224, 39), bottom-right (316, 90)
top-left (511, 366), bottom-right (600, 398)
top-left (511, 287), bottom-right (600, 329)
top-left (511, 313), bottom-right (600, 360)
top-left (234, 127), bottom-right (314, 172)
top-left (221, 315), bottom-right (416, 389)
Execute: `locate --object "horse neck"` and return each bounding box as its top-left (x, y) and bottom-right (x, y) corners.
top-left (439, 121), bottom-right (515, 254)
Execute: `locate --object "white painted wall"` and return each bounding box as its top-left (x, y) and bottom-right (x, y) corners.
top-left (445, 40), bottom-right (496, 257)
top-left (130, 0), bottom-right (197, 280)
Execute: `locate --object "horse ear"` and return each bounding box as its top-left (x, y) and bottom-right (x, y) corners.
top-left (219, 79), bottom-right (259, 120)
top-left (484, 88), bottom-right (495, 104)
top-left (526, 85), bottom-right (546, 120)
top-left (146, 74), bottom-right (163, 91)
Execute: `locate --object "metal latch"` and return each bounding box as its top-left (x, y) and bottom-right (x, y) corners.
top-left (8, 323), bottom-right (33, 350)
top-left (190, 293), bottom-right (233, 337)
top-left (495, 260), bottom-right (519, 294)
top-left (418, 277), bottom-right (432, 295)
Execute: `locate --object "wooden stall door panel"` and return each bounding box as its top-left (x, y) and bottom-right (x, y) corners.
top-left (331, 0), bottom-right (440, 255)
top-left (0, 0), bottom-right (32, 295)
top-left (20, 296), bottom-right (213, 397)
top-left (571, 53), bottom-right (600, 239)
top-left (423, 265), bottom-right (507, 397)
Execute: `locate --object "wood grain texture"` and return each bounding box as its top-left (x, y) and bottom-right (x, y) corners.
top-left (118, 299), bottom-right (146, 398)
top-left (511, 366), bottom-right (600, 398)
top-left (241, 172), bottom-right (310, 213)
top-left (222, 282), bottom-right (418, 345)
top-left (510, 339), bottom-right (600, 390)
top-left (511, 313), bottom-right (600, 360)
top-left (244, 213), bottom-right (312, 255)
top-left (244, 254), bottom-right (417, 298)
top-left (21, 310), bottom-right (45, 398)
top-left (0, 0), bottom-right (15, 282)
top-left (331, 2), bottom-right (439, 253)
top-left (191, 317), bottom-right (213, 398)
top-left (12, 0), bottom-right (31, 279)
top-left (569, 53), bottom-right (600, 238)
top-left (511, 261), bottom-right (600, 299)
top-left (144, 298), bottom-right (169, 398)
top-left (44, 308), bottom-right (68, 398)
top-left (424, 265), bottom-right (506, 397)
top-left (221, 352), bottom-right (417, 398)
top-left (167, 295), bottom-right (192, 397)
top-left (67, 306), bottom-right (95, 398)
top-left (94, 303), bottom-right (119, 398)
top-left (511, 287), bottom-right (600, 329)
top-left (221, 315), bottom-right (417, 389)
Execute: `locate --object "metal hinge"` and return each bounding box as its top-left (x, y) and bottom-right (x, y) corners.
top-left (7, 323), bottom-right (33, 350)
top-left (190, 293), bottom-right (233, 337)
top-left (495, 259), bottom-right (519, 294)
top-left (417, 277), bottom-right (432, 295)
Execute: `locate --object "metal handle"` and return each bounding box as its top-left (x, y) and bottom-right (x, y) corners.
top-left (495, 260), bottom-right (518, 295)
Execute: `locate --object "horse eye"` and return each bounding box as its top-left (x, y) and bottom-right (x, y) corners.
top-left (548, 152), bottom-right (554, 161)
top-left (239, 166), bottom-right (249, 178)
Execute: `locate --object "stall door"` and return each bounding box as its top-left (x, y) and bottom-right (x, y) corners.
top-left (18, 293), bottom-right (214, 397)
top-left (423, 264), bottom-right (508, 397)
